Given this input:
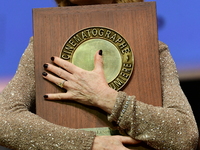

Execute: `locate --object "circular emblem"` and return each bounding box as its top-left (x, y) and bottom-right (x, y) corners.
top-left (60, 27), bottom-right (134, 91)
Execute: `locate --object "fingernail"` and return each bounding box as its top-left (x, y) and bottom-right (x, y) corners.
top-left (99, 50), bottom-right (103, 56)
top-left (43, 95), bottom-right (48, 99)
top-left (43, 64), bottom-right (48, 69)
top-left (51, 57), bottom-right (55, 61)
top-left (42, 72), bottom-right (47, 76)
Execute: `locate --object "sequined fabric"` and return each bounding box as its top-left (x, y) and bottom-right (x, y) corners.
top-left (0, 38), bottom-right (199, 150)
top-left (0, 37), bottom-right (95, 150)
top-left (108, 41), bottom-right (199, 149)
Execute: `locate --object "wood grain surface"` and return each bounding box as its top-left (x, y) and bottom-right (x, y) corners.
top-left (33, 2), bottom-right (161, 149)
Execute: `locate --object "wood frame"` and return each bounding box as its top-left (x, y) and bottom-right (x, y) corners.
top-left (33, 2), bottom-right (161, 149)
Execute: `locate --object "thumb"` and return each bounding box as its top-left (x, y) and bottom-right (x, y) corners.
top-left (93, 50), bottom-right (104, 72)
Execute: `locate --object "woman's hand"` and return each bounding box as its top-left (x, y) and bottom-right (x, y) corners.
top-left (42, 50), bottom-right (118, 114)
top-left (92, 135), bottom-right (141, 150)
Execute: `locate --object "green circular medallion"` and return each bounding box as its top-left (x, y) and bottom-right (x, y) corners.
top-left (60, 27), bottom-right (134, 91)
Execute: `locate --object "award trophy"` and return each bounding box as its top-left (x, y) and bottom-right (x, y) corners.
top-left (33, 2), bottom-right (161, 149)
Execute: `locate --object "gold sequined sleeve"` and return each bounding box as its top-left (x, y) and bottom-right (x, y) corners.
top-left (0, 37), bottom-right (95, 150)
top-left (108, 41), bottom-right (199, 150)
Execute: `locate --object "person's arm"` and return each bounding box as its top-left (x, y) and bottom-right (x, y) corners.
top-left (107, 41), bottom-right (199, 149)
top-left (42, 42), bottom-right (199, 149)
top-left (0, 38), bottom-right (95, 150)
top-left (0, 38), bottom-right (140, 150)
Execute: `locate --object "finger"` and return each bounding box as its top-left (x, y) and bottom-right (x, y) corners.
top-left (44, 63), bottom-right (73, 80)
top-left (114, 136), bottom-right (141, 145)
top-left (93, 50), bottom-right (104, 73)
top-left (51, 56), bottom-right (81, 74)
top-left (42, 72), bottom-right (67, 88)
top-left (44, 93), bottom-right (72, 100)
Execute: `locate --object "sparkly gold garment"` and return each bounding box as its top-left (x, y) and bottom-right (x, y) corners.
top-left (0, 37), bottom-right (95, 150)
top-left (108, 41), bottom-right (199, 149)
top-left (0, 37), bottom-right (198, 150)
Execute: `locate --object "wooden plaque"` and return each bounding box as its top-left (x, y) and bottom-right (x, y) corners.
top-left (33, 2), bottom-right (161, 149)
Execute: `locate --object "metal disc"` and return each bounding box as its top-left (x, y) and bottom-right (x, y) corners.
top-left (60, 27), bottom-right (134, 91)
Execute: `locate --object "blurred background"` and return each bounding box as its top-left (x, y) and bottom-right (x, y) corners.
top-left (0, 0), bottom-right (200, 149)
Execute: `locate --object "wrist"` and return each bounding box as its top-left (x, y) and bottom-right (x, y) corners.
top-left (96, 88), bottom-right (118, 114)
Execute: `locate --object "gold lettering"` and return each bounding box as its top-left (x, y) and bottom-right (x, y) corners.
top-left (110, 34), bottom-right (117, 42)
top-left (61, 27), bottom-right (134, 91)
top-left (119, 42), bottom-right (127, 50)
top-left (85, 29), bottom-right (91, 37)
top-left (120, 72), bottom-right (129, 79)
top-left (109, 83), bottom-right (117, 90)
top-left (113, 78), bottom-right (125, 87)
top-left (115, 37), bottom-right (123, 43)
top-left (121, 48), bottom-right (131, 54)
top-left (63, 46), bottom-right (74, 55)
top-left (82, 31), bottom-right (88, 39)
top-left (109, 73), bottom-right (128, 90)
top-left (73, 35), bottom-right (82, 43)
top-left (105, 30), bottom-right (111, 38)
top-left (69, 40), bottom-right (77, 47)
top-left (63, 50), bottom-right (72, 55)
top-left (92, 28), bottom-right (98, 36)
top-left (123, 63), bottom-right (132, 68)
top-left (64, 45), bottom-right (74, 50)
top-left (122, 68), bottom-right (131, 73)
top-left (61, 54), bottom-right (70, 60)
top-left (99, 29), bottom-right (104, 36)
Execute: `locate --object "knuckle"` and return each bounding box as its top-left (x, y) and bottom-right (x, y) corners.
top-left (57, 94), bottom-right (62, 100)
top-left (63, 63), bottom-right (69, 70)
top-left (57, 69), bottom-right (63, 77)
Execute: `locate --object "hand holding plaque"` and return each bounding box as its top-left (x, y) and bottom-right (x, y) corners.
top-left (43, 50), bottom-right (118, 114)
